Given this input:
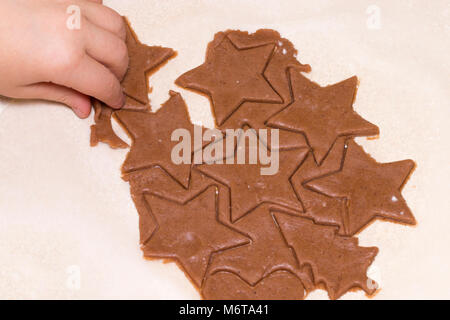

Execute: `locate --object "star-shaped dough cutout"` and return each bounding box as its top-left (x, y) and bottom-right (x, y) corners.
top-left (202, 270), bottom-right (306, 300)
top-left (121, 18), bottom-right (175, 105)
top-left (115, 91), bottom-right (199, 188)
top-left (291, 137), bottom-right (347, 233)
top-left (141, 186), bottom-right (249, 288)
top-left (219, 30), bottom-right (310, 150)
top-left (90, 19), bottom-right (175, 149)
top-left (176, 33), bottom-right (282, 126)
top-left (207, 204), bottom-right (313, 288)
top-left (267, 69), bottom-right (379, 163)
top-left (274, 212), bottom-right (378, 300)
top-left (123, 167), bottom-right (232, 244)
top-left (219, 103), bottom-right (309, 150)
top-left (196, 130), bottom-right (308, 221)
top-left (306, 140), bottom-right (416, 235)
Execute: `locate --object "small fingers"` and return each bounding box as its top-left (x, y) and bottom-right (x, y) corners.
top-left (19, 83), bottom-right (92, 118)
top-left (85, 21), bottom-right (129, 80)
top-left (79, 0), bottom-right (126, 40)
top-left (59, 55), bottom-right (125, 109)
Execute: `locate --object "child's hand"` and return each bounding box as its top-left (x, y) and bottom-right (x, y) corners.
top-left (0, 0), bottom-right (128, 118)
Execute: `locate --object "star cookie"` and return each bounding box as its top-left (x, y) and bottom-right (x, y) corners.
top-left (268, 69), bottom-right (379, 163)
top-left (306, 140), bottom-right (416, 235)
top-left (115, 91), bottom-right (201, 188)
top-left (176, 33), bottom-right (282, 126)
top-left (142, 186), bottom-right (249, 287)
top-left (196, 129), bottom-right (308, 221)
top-left (207, 204), bottom-right (312, 288)
top-left (274, 212), bottom-right (378, 300)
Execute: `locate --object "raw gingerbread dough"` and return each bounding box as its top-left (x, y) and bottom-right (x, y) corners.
top-left (306, 139), bottom-right (416, 235)
top-left (142, 186), bottom-right (249, 288)
top-left (267, 69), bottom-right (379, 163)
top-left (175, 33), bottom-right (282, 126)
top-left (90, 18), bottom-right (175, 149)
top-left (196, 129), bottom-right (308, 221)
top-left (115, 91), bottom-right (202, 188)
top-left (202, 270), bottom-right (306, 300)
top-left (274, 212), bottom-right (378, 300)
top-left (217, 30), bottom-right (311, 150)
top-left (88, 27), bottom-right (416, 300)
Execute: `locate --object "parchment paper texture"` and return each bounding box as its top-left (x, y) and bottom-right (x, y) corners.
top-left (0, 0), bottom-right (449, 299)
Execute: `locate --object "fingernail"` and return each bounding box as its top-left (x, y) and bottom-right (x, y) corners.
top-left (73, 109), bottom-right (84, 118)
top-left (73, 105), bottom-right (89, 119)
top-left (113, 90), bottom-right (126, 109)
top-left (119, 91), bottom-right (126, 107)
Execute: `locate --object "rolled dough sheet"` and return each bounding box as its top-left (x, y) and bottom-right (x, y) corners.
top-left (0, 0), bottom-right (449, 299)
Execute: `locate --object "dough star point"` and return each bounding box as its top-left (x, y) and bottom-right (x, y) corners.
top-left (176, 35), bottom-right (283, 126)
top-left (196, 130), bottom-right (308, 221)
top-left (306, 140), bottom-right (416, 235)
top-left (115, 91), bottom-right (197, 188)
top-left (142, 186), bottom-right (250, 287)
top-left (207, 204), bottom-right (313, 288)
top-left (202, 270), bottom-right (306, 300)
top-left (274, 212), bottom-right (379, 300)
top-left (267, 69), bottom-right (379, 164)
top-left (122, 18), bottom-right (175, 105)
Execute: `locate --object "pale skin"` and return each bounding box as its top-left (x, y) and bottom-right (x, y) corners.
top-left (0, 0), bottom-right (129, 118)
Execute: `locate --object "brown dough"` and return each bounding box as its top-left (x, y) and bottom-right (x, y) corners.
top-left (196, 129), bottom-right (308, 221)
top-left (87, 26), bottom-right (417, 300)
top-left (115, 91), bottom-right (201, 188)
top-left (90, 100), bottom-right (128, 149)
top-left (306, 139), bottom-right (416, 235)
top-left (121, 17), bottom-right (175, 105)
top-left (274, 212), bottom-right (379, 300)
top-left (202, 270), bottom-right (306, 300)
top-left (142, 186), bottom-right (249, 288)
top-left (291, 137), bottom-right (348, 233)
top-left (219, 30), bottom-right (311, 150)
top-left (123, 167), bottom-right (232, 244)
top-left (90, 18), bottom-right (175, 149)
top-left (176, 33), bottom-right (282, 126)
top-left (206, 204), bottom-right (313, 290)
top-left (267, 69), bottom-right (379, 164)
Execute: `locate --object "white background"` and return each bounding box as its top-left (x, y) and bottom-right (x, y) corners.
top-left (0, 0), bottom-right (449, 299)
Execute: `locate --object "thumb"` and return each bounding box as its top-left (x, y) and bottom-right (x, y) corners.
top-left (19, 83), bottom-right (92, 118)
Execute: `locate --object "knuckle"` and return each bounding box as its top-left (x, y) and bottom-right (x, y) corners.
top-left (40, 19), bottom-right (86, 79)
top-left (116, 20), bottom-right (127, 41)
top-left (115, 39), bottom-right (128, 62)
top-left (105, 76), bottom-right (121, 102)
top-left (49, 40), bottom-right (80, 71)
top-left (52, 47), bottom-right (83, 75)
top-left (116, 40), bottom-right (129, 77)
top-left (50, 20), bottom-right (87, 75)
top-left (109, 11), bottom-right (126, 39)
